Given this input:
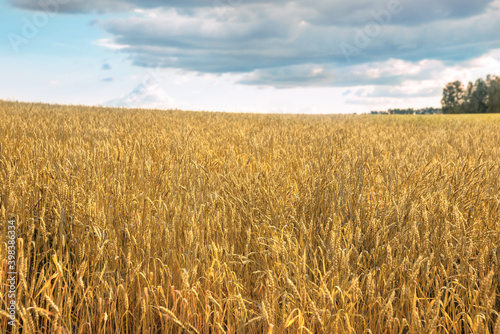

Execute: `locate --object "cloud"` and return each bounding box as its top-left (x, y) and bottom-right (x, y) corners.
top-left (92, 3), bottom-right (500, 82)
top-left (104, 78), bottom-right (175, 109)
top-left (344, 50), bottom-right (500, 105)
top-left (11, 0), bottom-right (500, 90)
top-left (9, 0), bottom-right (495, 19)
top-left (9, 0), bottom-right (130, 14)
top-left (298, 0), bottom-right (499, 25)
top-left (239, 64), bottom-right (336, 88)
top-left (347, 82), bottom-right (442, 100)
top-left (101, 77), bottom-right (114, 82)
top-left (93, 38), bottom-right (129, 50)
top-left (9, 0), bottom-right (265, 13)
top-left (240, 59), bottom-right (446, 88)
top-left (102, 63), bottom-right (111, 70)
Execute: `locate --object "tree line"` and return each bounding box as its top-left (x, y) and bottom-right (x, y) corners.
top-left (441, 75), bottom-right (500, 114)
top-left (371, 107), bottom-right (442, 115)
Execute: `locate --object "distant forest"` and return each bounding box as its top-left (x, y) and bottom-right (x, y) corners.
top-left (441, 75), bottom-right (500, 114)
top-left (371, 74), bottom-right (500, 115)
top-left (371, 107), bottom-right (442, 115)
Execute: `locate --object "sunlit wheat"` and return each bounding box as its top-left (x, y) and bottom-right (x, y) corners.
top-left (0, 100), bottom-right (499, 333)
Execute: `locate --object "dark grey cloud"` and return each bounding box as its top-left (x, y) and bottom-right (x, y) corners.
top-left (10, 0), bottom-right (192, 13)
top-left (9, 0), bottom-right (500, 88)
top-left (9, 0), bottom-right (494, 22)
top-left (9, 0), bottom-right (271, 13)
top-left (92, 4), bottom-right (500, 87)
top-left (10, 0), bottom-right (128, 14)
top-left (307, 0), bottom-right (494, 26)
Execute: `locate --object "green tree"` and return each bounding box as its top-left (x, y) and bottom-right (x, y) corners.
top-left (487, 75), bottom-right (500, 113)
top-left (441, 81), bottom-right (465, 114)
top-left (469, 78), bottom-right (488, 113)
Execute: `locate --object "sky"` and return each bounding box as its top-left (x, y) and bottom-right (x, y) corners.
top-left (1, 0), bottom-right (500, 114)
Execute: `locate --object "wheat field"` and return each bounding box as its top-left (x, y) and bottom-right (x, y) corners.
top-left (1, 100), bottom-right (500, 333)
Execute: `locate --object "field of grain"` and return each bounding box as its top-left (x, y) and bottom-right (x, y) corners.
top-left (1, 100), bottom-right (500, 333)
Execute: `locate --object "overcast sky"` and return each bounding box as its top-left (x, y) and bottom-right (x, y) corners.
top-left (1, 0), bottom-right (500, 113)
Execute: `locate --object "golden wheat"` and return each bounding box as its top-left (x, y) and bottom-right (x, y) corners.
top-left (0, 100), bottom-right (499, 333)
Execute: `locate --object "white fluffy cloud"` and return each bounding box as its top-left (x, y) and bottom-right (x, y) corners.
top-left (104, 78), bottom-right (175, 109)
top-left (339, 49), bottom-right (500, 112)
